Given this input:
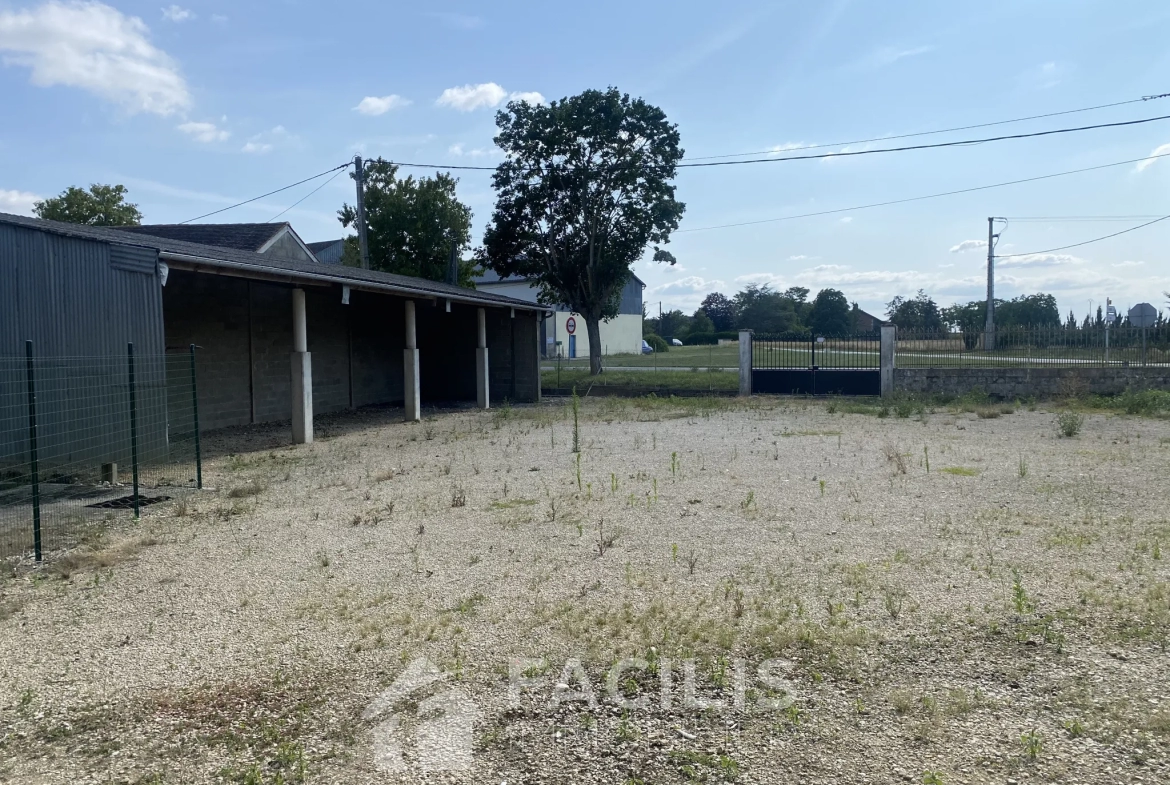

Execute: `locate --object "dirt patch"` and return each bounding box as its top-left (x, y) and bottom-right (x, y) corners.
top-left (0, 398), bottom-right (1167, 783)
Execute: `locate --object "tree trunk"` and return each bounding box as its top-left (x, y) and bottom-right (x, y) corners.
top-left (586, 316), bottom-right (603, 375)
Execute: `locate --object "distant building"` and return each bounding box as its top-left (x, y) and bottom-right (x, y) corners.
top-left (851, 304), bottom-right (886, 332)
top-left (473, 271), bottom-right (644, 358)
top-left (120, 222), bottom-right (318, 264)
top-left (307, 239), bottom-right (345, 265)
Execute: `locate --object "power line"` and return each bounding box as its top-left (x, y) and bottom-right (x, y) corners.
top-left (1002, 215), bottom-right (1164, 222)
top-left (267, 167), bottom-right (349, 223)
top-left (678, 114), bottom-right (1170, 167)
top-left (684, 92), bottom-right (1170, 161)
top-left (997, 214), bottom-right (1170, 258)
top-left (380, 113), bottom-right (1170, 172)
top-left (178, 162), bottom-right (352, 224)
top-left (676, 151), bottom-right (1170, 233)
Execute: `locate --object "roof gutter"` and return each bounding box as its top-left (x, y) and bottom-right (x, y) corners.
top-left (160, 251), bottom-right (541, 312)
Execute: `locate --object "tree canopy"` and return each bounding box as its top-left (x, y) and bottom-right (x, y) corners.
top-left (480, 87), bottom-right (685, 374)
top-left (886, 290), bottom-right (944, 331)
top-left (33, 184), bottom-right (142, 226)
top-left (807, 288), bottom-right (851, 335)
top-left (699, 292), bottom-right (737, 331)
top-left (339, 159), bottom-right (476, 285)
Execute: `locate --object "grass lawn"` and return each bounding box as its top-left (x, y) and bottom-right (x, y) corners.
top-left (542, 367), bottom-right (739, 392)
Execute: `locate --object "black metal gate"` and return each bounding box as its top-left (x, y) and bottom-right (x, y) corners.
top-left (752, 332), bottom-right (880, 396)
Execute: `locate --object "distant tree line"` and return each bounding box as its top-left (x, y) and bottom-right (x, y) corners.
top-left (644, 284), bottom-right (869, 342)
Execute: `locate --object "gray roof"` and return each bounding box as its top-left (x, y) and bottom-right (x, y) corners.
top-left (0, 213), bottom-right (543, 312)
top-left (119, 222), bottom-right (289, 252)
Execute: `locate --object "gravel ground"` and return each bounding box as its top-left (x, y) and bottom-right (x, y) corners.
top-left (1, 396), bottom-right (1168, 784)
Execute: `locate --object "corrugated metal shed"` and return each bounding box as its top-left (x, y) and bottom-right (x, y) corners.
top-left (0, 222), bottom-right (167, 473)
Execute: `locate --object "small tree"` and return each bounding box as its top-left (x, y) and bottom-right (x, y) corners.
top-left (481, 88), bottom-right (685, 375)
top-left (339, 159), bottom-right (476, 285)
top-left (34, 184), bottom-right (142, 226)
top-left (807, 288), bottom-right (851, 335)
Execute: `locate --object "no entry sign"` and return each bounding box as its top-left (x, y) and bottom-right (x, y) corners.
top-left (566, 316), bottom-right (576, 334)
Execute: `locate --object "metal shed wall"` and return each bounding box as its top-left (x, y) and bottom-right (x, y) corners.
top-left (0, 224), bottom-right (168, 475)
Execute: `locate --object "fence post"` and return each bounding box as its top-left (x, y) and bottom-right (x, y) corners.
top-left (738, 330), bottom-right (753, 396)
top-left (880, 325), bottom-right (896, 398)
top-left (25, 340), bottom-right (42, 562)
top-left (189, 344), bottom-right (202, 489)
top-left (128, 342), bottom-right (140, 519)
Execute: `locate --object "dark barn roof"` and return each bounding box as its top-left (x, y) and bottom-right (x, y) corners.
top-left (119, 222), bottom-right (290, 252)
top-left (306, 239), bottom-right (345, 264)
top-left (0, 213), bottom-right (544, 312)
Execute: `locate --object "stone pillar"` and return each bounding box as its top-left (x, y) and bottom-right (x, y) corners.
top-left (475, 307), bottom-right (489, 409)
top-left (404, 300), bottom-right (421, 422)
top-left (880, 324), bottom-right (896, 398)
top-left (738, 330), bottom-right (753, 396)
top-left (291, 288), bottom-right (313, 443)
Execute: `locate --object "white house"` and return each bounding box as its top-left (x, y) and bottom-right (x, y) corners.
top-left (473, 272), bottom-right (645, 358)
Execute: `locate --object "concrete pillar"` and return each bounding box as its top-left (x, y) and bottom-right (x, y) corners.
top-left (880, 324), bottom-right (896, 398)
top-left (738, 330), bottom-right (753, 396)
top-left (291, 288), bottom-right (313, 443)
top-left (404, 300), bottom-right (421, 421)
top-left (475, 307), bottom-right (490, 409)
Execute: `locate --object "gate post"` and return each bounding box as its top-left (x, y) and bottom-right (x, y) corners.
top-left (738, 330), bottom-right (753, 396)
top-left (880, 325), bottom-right (896, 398)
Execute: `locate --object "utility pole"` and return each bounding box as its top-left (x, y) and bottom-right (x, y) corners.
top-left (984, 217), bottom-right (998, 351)
top-left (354, 155), bottom-right (371, 270)
top-left (447, 241), bottom-right (458, 286)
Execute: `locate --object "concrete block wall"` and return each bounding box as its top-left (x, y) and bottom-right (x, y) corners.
top-left (895, 366), bottom-right (1170, 399)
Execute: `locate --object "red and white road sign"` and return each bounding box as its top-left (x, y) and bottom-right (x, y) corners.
top-left (565, 316), bottom-right (576, 334)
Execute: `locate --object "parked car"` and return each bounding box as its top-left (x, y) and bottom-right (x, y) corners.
top-left (670, 338), bottom-right (683, 346)
top-left (641, 340), bottom-right (653, 354)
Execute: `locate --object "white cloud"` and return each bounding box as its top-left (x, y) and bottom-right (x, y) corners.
top-left (210, 13), bottom-right (227, 23)
top-left (0, 188), bottom-right (41, 215)
top-left (858, 44), bottom-right (933, 69)
top-left (436, 82), bottom-right (507, 111)
top-left (353, 94), bottom-right (410, 116)
top-left (768, 143), bottom-right (807, 156)
top-left (1135, 142), bottom-right (1170, 173)
top-left (160, 5), bottom-right (192, 22)
top-left (435, 83), bottom-right (544, 111)
top-left (240, 125), bottom-right (291, 154)
top-left (734, 273), bottom-right (785, 286)
top-left (177, 120), bottom-right (228, 142)
top-left (508, 90), bottom-right (545, 106)
top-left (650, 276), bottom-right (725, 295)
top-left (787, 254), bottom-right (810, 261)
top-left (1111, 260), bottom-right (1145, 267)
top-left (0, 0), bottom-right (191, 115)
top-left (448, 143), bottom-right (497, 158)
top-left (996, 252), bottom-right (1080, 267)
top-left (949, 239), bottom-right (987, 253)
top-left (838, 216), bottom-right (853, 224)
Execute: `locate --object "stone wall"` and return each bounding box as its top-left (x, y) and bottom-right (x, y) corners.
top-left (895, 366), bottom-right (1170, 399)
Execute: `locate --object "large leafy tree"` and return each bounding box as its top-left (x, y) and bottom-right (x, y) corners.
top-left (886, 290), bottom-right (943, 331)
top-left (33, 184), bottom-right (142, 226)
top-left (807, 288), bottom-right (851, 335)
top-left (699, 292), bottom-right (738, 331)
top-left (339, 159), bottom-right (476, 285)
top-left (481, 88), bottom-right (685, 374)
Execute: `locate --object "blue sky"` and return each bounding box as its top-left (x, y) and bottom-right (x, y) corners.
top-left (1, 0), bottom-right (1168, 319)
